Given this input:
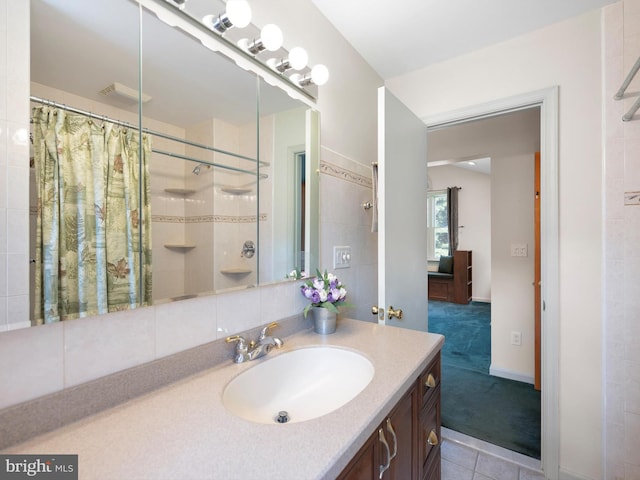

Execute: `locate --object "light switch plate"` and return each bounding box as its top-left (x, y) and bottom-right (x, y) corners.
top-left (333, 246), bottom-right (351, 269)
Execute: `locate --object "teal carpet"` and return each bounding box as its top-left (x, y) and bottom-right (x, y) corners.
top-left (428, 300), bottom-right (541, 459)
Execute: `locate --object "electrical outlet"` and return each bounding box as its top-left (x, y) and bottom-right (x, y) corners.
top-left (333, 246), bottom-right (351, 269)
top-left (510, 331), bottom-right (522, 346)
top-left (510, 244), bottom-right (528, 257)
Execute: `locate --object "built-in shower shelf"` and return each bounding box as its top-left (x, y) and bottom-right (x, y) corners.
top-left (220, 267), bottom-right (252, 275)
top-left (221, 186), bottom-right (252, 195)
top-left (164, 243), bottom-right (196, 249)
top-left (164, 188), bottom-right (196, 196)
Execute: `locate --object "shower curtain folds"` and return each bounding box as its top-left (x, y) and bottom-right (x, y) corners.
top-left (31, 106), bottom-right (152, 324)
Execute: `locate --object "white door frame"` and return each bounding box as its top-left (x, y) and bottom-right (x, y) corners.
top-left (422, 86), bottom-right (559, 479)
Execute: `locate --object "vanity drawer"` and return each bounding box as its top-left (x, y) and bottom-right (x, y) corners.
top-left (419, 385), bottom-right (441, 477)
top-left (422, 444), bottom-right (441, 480)
top-left (419, 354), bottom-right (441, 409)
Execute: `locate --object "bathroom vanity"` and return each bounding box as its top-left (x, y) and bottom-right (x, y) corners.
top-left (2, 319), bottom-right (443, 480)
top-left (338, 352), bottom-right (441, 480)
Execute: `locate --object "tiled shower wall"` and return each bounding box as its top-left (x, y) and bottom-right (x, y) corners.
top-left (603, 0), bottom-right (640, 478)
top-left (0, 0), bottom-right (30, 332)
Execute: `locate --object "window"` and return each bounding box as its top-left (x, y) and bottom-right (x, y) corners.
top-left (427, 190), bottom-right (449, 260)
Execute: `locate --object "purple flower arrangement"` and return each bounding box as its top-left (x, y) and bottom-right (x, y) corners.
top-left (301, 269), bottom-right (349, 317)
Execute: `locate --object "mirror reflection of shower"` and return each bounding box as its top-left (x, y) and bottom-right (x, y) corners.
top-left (294, 151), bottom-right (306, 272)
top-left (192, 163), bottom-right (211, 175)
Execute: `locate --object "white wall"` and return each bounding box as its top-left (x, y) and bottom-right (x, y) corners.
top-left (491, 154), bottom-right (535, 381)
top-left (427, 165), bottom-right (491, 302)
top-left (387, 10), bottom-right (604, 480)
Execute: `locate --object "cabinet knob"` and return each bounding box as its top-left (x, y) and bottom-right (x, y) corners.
top-left (427, 429), bottom-right (439, 446)
top-left (424, 373), bottom-right (436, 389)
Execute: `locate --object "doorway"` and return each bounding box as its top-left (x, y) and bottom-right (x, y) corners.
top-left (426, 107), bottom-right (541, 460)
top-left (423, 87), bottom-right (559, 477)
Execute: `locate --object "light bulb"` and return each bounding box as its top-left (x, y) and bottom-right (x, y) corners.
top-left (288, 47), bottom-right (308, 71)
top-left (311, 64), bottom-right (329, 86)
top-left (260, 24), bottom-right (283, 52)
top-left (226, 0), bottom-right (252, 29)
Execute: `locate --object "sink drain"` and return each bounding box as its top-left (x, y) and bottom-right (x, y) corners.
top-left (275, 411), bottom-right (290, 424)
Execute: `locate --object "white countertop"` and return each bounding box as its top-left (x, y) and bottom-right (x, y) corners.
top-left (5, 319), bottom-right (443, 480)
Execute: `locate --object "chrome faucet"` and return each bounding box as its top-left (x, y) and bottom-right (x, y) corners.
top-left (225, 322), bottom-right (283, 363)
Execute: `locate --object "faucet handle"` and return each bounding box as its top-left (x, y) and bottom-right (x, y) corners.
top-left (258, 322), bottom-right (279, 341)
top-left (225, 335), bottom-right (247, 351)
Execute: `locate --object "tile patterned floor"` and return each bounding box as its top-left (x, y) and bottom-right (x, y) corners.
top-left (441, 428), bottom-right (545, 480)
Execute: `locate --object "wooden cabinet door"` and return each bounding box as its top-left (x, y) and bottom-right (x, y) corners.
top-left (385, 386), bottom-right (417, 480)
top-left (337, 431), bottom-right (379, 480)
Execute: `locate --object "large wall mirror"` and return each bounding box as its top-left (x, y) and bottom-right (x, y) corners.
top-left (28, 0), bottom-right (319, 326)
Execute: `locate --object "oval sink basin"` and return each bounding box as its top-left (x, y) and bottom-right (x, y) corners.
top-left (222, 346), bottom-right (375, 424)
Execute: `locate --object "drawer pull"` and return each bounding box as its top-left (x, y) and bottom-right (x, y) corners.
top-left (424, 373), bottom-right (436, 388)
top-left (427, 429), bottom-right (439, 446)
top-left (378, 428), bottom-right (391, 479)
top-left (386, 418), bottom-right (397, 461)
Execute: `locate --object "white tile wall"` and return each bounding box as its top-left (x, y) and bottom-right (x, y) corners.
top-left (319, 147), bottom-right (378, 322)
top-left (0, 280), bottom-right (309, 409)
top-left (0, 321), bottom-right (64, 407)
top-left (64, 307), bottom-right (157, 388)
top-left (155, 295), bottom-right (218, 358)
top-left (1, 0), bottom-right (29, 332)
top-left (604, 1), bottom-right (640, 478)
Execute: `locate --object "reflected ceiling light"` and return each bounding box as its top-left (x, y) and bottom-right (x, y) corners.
top-left (266, 46), bottom-right (308, 73)
top-left (291, 64), bottom-right (330, 87)
top-left (237, 24), bottom-right (283, 55)
top-left (202, 0), bottom-right (252, 34)
top-left (167, 0), bottom-right (187, 10)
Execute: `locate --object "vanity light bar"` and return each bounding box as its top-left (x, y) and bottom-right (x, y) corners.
top-left (151, 0), bottom-right (320, 103)
top-left (170, 0), bottom-right (329, 91)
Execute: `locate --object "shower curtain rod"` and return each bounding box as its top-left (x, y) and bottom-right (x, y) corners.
top-left (153, 148), bottom-right (268, 178)
top-left (623, 95), bottom-right (640, 122)
top-left (29, 95), bottom-right (270, 167)
top-left (614, 55), bottom-right (640, 100)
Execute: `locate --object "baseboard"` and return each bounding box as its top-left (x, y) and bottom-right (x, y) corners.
top-left (559, 468), bottom-right (592, 480)
top-left (489, 365), bottom-right (534, 384)
top-left (471, 297), bottom-right (491, 303)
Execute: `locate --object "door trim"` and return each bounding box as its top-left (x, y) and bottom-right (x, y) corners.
top-left (422, 87), bottom-right (559, 479)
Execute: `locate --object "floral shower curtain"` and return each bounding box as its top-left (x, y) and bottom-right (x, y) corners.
top-left (31, 106), bottom-right (152, 324)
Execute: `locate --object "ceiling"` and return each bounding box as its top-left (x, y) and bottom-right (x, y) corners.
top-left (426, 106), bottom-right (540, 174)
top-left (311, 0), bottom-right (619, 79)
